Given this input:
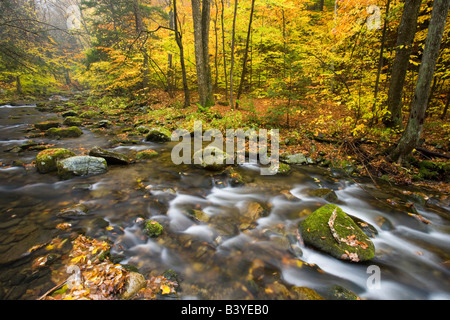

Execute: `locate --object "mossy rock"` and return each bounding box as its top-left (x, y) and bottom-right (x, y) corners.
top-left (62, 110), bottom-right (79, 118)
top-left (34, 121), bottom-right (60, 131)
top-left (299, 204), bottom-right (375, 262)
top-left (36, 148), bottom-right (76, 173)
top-left (63, 116), bottom-right (83, 127)
top-left (80, 110), bottom-right (100, 119)
top-left (144, 220), bottom-right (163, 237)
top-left (277, 163), bottom-right (291, 175)
top-left (192, 146), bottom-right (229, 171)
top-left (308, 188), bottom-right (338, 203)
top-left (145, 128), bottom-right (172, 143)
top-left (136, 149), bottom-right (159, 160)
top-left (45, 126), bottom-right (83, 138)
top-left (89, 147), bottom-right (131, 165)
top-left (291, 286), bottom-right (325, 300)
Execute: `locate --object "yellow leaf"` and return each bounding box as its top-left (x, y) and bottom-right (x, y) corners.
top-left (161, 285), bottom-right (171, 295)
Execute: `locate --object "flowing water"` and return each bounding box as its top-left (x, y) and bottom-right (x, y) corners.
top-left (0, 102), bottom-right (449, 300)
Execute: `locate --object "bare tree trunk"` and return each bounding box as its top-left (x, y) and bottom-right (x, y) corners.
top-left (384, 0), bottom-right (422, 128)
top-left (441, 93), bottom-right (450, 120)
top-left (236, 0), bottom-right (256, 109)
top-left (389, 0), bottom-right (450, 163)
top-left (167, 7), bottom-right (175, 97)
top-left (221, 0), bottom-right (228, 101)
top-left (192, 0), bottom-right (214, 108)
top-left (174, 0), bottom-right (190, 107)
top-left (371, 0), bottom-right (391, 124)
top-left (133, 0), bottom-right (149, 89)
top-left (16, 75), bottom-right (22, 95)
top-left (229, 0), bottom-right (238, 109)
top-left (213, 0), bottom-right (219, 91)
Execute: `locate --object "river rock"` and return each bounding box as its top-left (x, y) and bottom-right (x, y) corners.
top-left (136, 149), bottom-right (159, 160)
top-left (88, 147), bottom-right (131, 165)
top-left (298, 204), bottom-right (375, 262)
top-left (57, 156), bottom-right (108, 179)
top-left (145, 128), bottom-right (171, 143)
top-left (56, 203), bottom-right (89, 218)
top-left (62, 110), bottom-right (79, 117)
top-left (192, 146), bottom-right (229, 171)
top-left (36, 148), bottom-right (76, 173)
top-left (63, 116), bottom-right (83, 127)
top-left (120, 272), bottom-right (147, 300)
top-left (45, 126), bottom-right (83, 138)
top-left (34, 121), bottom-right (60, 131)
top-left (282, 153), bottom-right (307, 165)
top-left (238, 201), bottom-right (268, 230)
top-left (308, 188), bottom-right (339, 202)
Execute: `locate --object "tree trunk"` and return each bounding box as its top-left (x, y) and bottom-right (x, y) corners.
top-left (133, 0), bottom-right (149, 89)
top-left (213, 0), bottom-right (219, 91)
top-left (384, 0), bottom-right (422, 128)
top-left (236, 0), bottom-right (256, 109)
top-left (229, 0), bottom-right (238, 109)
top-left (389, 0), bottom-right (450, 163)
top-left (221, 0), bottom-right (228, 101)
top-left (371, 0), bottom-right (391, 124)
top-left (167, 7), bottom-right (175, 97)
top-left (192, 0), bottom-right (214, 108)
top-left (441, 93), bottom-right (450, 120)
top-left (16, 75), bottom-right (22, 95)
top-left (318, 0), bottom-right (324, 11)
top-left (174, 0), bottom-right (190, 107)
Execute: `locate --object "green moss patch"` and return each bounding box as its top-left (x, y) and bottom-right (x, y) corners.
top-left (299, 204), bottom-right (375, 262)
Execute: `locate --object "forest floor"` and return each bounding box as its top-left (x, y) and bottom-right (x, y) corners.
top-left (127, 89), bottom-right (449, 195)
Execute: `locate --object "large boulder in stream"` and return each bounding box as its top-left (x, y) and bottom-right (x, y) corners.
top-left (36, 148), bottom-right (76, 173)
top-left (299, 204), bottom-right (375, 262)
top-left (57, 156), bottom-right (107, 179)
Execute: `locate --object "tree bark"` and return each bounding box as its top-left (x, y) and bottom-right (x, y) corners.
top-left (389, 0), bottom-right (450, 163)
top-left (192, 0), bottom-right (214, 108)
top-left (371, 0), bottom-right (390, 124)
top-left (221, 0), bottom-right (228, 101)
top-left (229, 0), bottom-right (238, 109)
top-left (384, 0), bottom-right (422, 128)
top-left (174, 0), bottom-right (190, 107)
top-left (133, 0), bottom-right (149, 89)
top-left (236, 0), bottom-right (256, 109)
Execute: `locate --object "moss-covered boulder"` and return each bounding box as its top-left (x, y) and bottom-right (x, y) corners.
top-left (34, 121), bottom-right (60, 131)
top-left (45, 126), bottom-right (83, 138)
top-left (299, 204), bottom-right (375, 262)
top-left (63, 116), bottom-right (83, 127)
top-left (192, 146), bottom-right (229, 171)
top-left (36, 148), bottom-right (76, 173)
top-left (136, 149), bottom-right (159, 160)
top-left (57, 156), bottom-right (107, 179)
top-left (145, 128), bottom-right (172, 143)
top-left (144, 220), bottom-right (163, 237)
top-left (62, 110), bottom-right (79, 118)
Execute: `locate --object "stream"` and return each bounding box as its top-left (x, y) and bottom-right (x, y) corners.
top-left (0, 102), bottom-right (449, 300)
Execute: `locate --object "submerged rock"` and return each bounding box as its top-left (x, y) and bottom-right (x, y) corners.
top-left (144, 220), bottom-right (164, 237)
top-left (36, 148), bottom-right (76, 173)
top-left (239, 201), bottom-right (268, 230)
top-left (56, 203), bottom-right (89, 218)
top-left (308, 188), bottom-right (339, 202)
top-left (89, 147), bottom-right (131, 165)
top-left (57, 156), bottom-right (107, 179)
top-left (298, 204), bottom-right (375, 262)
